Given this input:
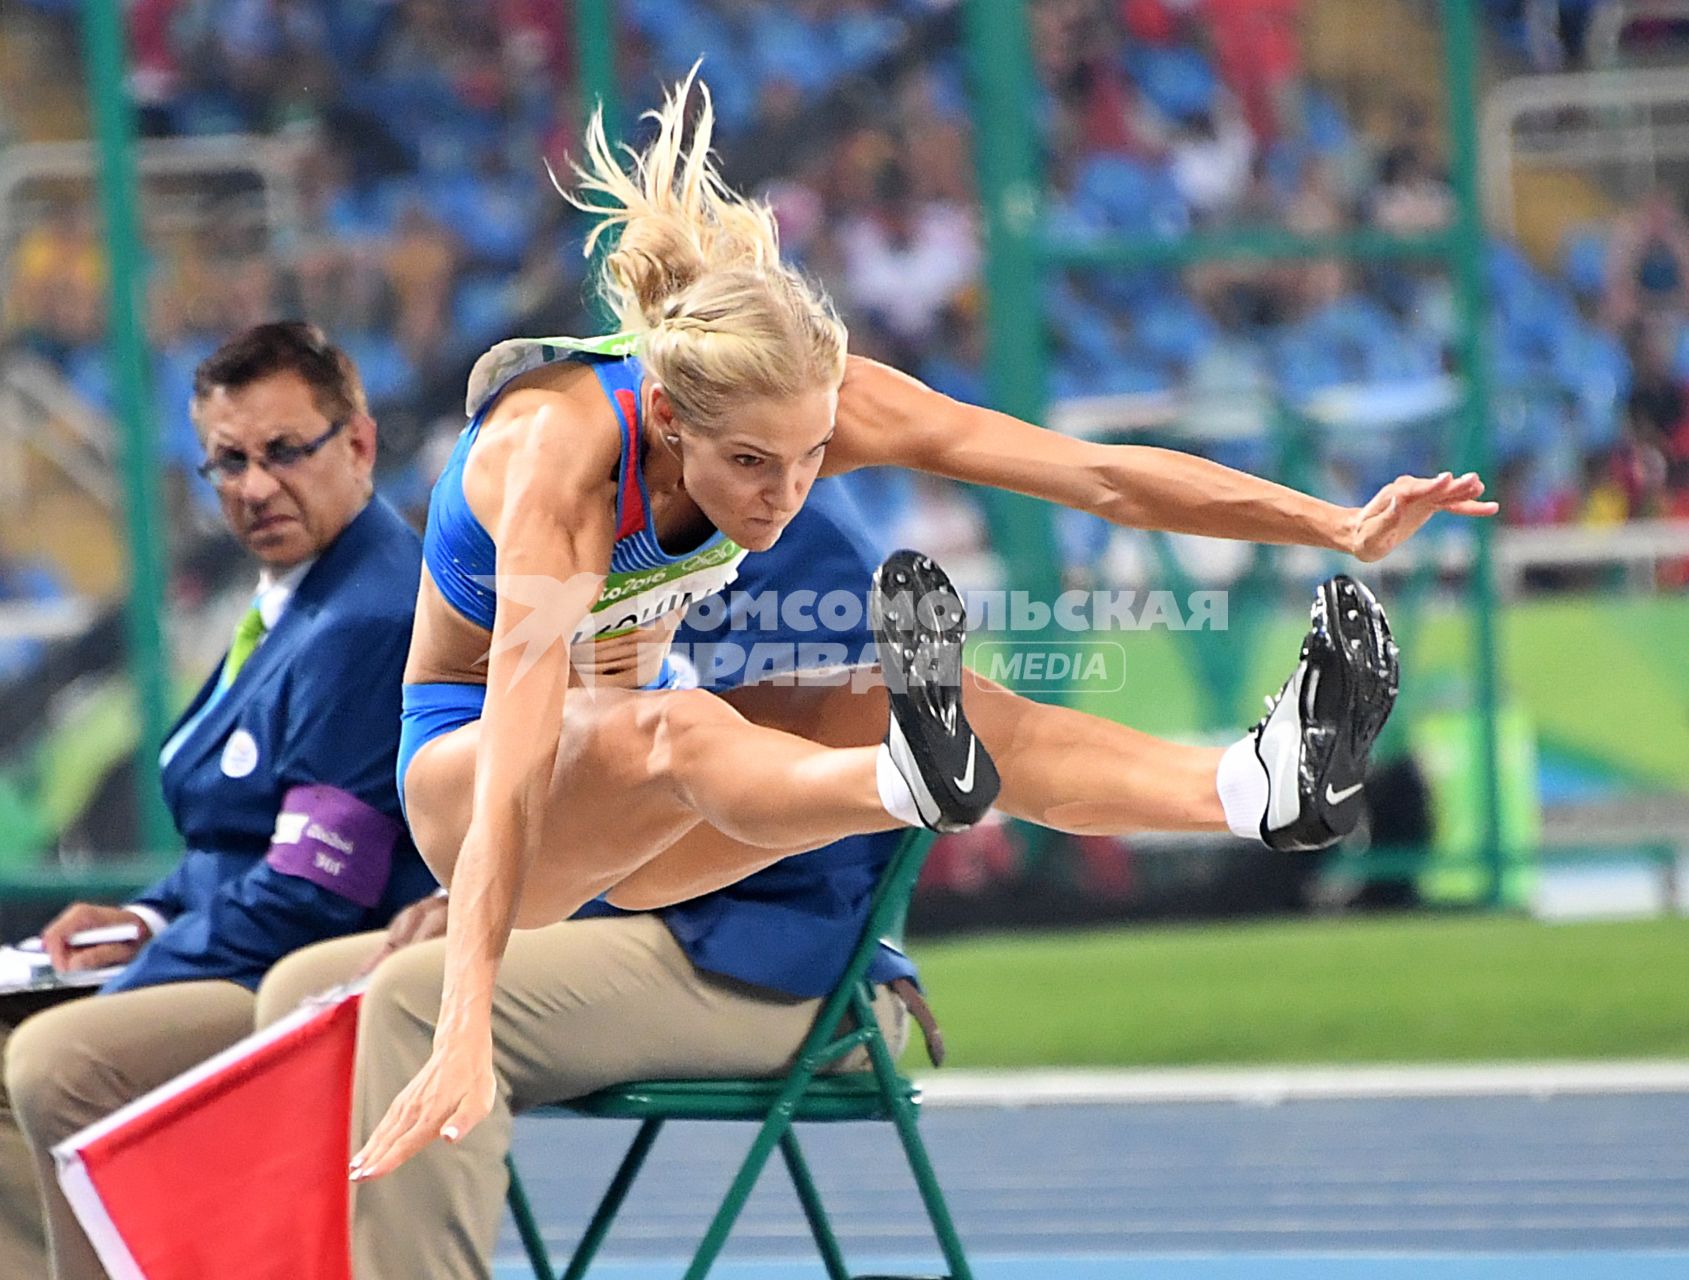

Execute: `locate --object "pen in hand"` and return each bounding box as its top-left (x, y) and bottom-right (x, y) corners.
top-left (18, 924), bottom-right (143, 953)
top-left (37, 905), bottom-right (152, 973)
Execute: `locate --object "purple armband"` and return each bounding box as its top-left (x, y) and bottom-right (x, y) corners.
top-left (264, 785), bottom-right (402, 909)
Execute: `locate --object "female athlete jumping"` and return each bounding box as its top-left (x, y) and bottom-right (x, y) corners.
top-left (351, 70), bottom-right (1494, 1180)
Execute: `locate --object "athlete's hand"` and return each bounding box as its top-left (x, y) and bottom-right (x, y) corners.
top-left (350, 1031), bottom-right (497, 1181)
top-left (1347, 471), bottom-right (1497, 563)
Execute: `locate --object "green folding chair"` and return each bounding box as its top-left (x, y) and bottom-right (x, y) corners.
top-left (504, 830), bottom-right (973, 1280)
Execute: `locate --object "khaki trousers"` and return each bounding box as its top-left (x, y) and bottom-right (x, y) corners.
top-left (0, 990), bottom-right (85, 1280)
top-left (0, 982), bottom-right (257, 1280)
top-left (257, 913), bottom-right (907, 1280)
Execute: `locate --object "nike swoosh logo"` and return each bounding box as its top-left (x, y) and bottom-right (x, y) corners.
top-left (953, 739), bottom-right (977, 793)
top-left (1325, 781), bottom-right (1364, 805)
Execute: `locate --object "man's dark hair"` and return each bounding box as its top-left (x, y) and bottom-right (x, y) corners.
top-left (192, 321), bottom-right (368, 425)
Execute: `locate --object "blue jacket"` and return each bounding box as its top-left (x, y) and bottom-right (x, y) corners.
top-left (106, 497), bottom-right (439, 993)
top-left (578, 475), bottom-right (916, 998)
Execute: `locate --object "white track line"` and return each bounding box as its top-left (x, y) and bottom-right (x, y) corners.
top-left (917, 1061), bottom-right (1689, 1107)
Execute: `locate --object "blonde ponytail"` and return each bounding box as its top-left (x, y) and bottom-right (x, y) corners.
top-left (564, 65), bottom-right (847, 433)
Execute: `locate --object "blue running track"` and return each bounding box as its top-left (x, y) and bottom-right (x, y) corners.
top-left (493, 1092), bottom-right (1689, 1278)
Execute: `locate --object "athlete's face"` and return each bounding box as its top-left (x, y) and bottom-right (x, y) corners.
top-left (664, 386), bottom-right (837, 552)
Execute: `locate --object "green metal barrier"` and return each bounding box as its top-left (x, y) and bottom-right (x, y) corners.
top-left (82, 0), bottom-right (174, 855)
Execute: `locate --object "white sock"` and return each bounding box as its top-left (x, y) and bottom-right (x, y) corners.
top-left (876, 741), bottom-right (925, 828)
top-left (1216, 736), bottom-right (1269, 842)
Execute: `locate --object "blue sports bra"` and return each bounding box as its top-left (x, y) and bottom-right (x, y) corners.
top-left (423, 335), bottom-right (747, 639)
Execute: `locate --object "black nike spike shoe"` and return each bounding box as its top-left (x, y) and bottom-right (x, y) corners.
top-left (870, 550), bottom-right (1000, 832)
top-left (1252, 575), bottom-right (1400, 852)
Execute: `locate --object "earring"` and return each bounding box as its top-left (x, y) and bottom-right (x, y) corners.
top-left (665, 434), bottom-right (681, 445)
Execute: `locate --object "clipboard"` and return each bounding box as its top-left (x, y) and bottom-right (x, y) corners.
top-left (0, 945), bottom-right (124, 996)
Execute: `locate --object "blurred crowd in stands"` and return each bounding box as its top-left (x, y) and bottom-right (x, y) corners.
top-left (3, 0), bottom-right (1688, 596)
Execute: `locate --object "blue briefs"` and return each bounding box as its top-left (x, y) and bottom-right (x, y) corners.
top-left (396, 682), bottom-right (484, 820)
top-left (396, 655), bottom-right (699, 822)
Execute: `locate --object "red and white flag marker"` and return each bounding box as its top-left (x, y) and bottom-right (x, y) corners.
top-left (54, 986), bottom-right (363, 1280)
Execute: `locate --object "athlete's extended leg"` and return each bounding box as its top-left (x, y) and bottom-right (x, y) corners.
top-left (971, 575), bottom-right (1397, 844)
top-left (608, 575), bottom-right (1398, 909)
top-left (959, 674), bottom-right (1226, 833)
top-left (963, 573), bottom-right (1398, 846)
top-left (710, 670), bottom-right (1226, 833)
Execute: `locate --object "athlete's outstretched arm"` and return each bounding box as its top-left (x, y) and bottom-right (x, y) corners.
top-left (352, 390), bottom-right (617, 1181)
top-left (828, 357), bottom-right (1497, 561)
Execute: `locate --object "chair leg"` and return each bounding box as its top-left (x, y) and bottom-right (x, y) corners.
top-left (506, 1155), bottom-right (556, 1280)
top-left (864, 1034), bottom-right (974, 1280)
top-left (559, 1118), bottom-right (665, 1280)
top-left (885, 1098), bottom-right (974, 1280)
top-left (682, 1109), bottom-right (796, 1280)
top-left (779, 1130), bottom-right (851, 1280)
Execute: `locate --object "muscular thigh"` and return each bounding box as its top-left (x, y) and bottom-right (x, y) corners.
top-left (628, 666), bottom-right (1028, 889)
top-left (604, 673), bottom-right (895, 910)
top-left (402, 687), bottom-right (714, 925)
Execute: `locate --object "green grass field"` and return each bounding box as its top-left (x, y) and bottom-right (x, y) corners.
top-left (910, 914), bottom-right (1689, 1069)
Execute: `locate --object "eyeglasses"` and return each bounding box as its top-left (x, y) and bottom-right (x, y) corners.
top-left (196, 417), bottom-right (348, 485)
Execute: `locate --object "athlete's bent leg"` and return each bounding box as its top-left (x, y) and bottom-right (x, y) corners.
top-left (405, 685), bottom-right (927, 928)
top-left (410, 548), bottom-right (1021, 921)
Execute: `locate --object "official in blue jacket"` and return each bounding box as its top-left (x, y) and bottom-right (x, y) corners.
top-left (0, 322), bottom-right (437, 1280)
top-left (112, 459), bottom-right (436, 991)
